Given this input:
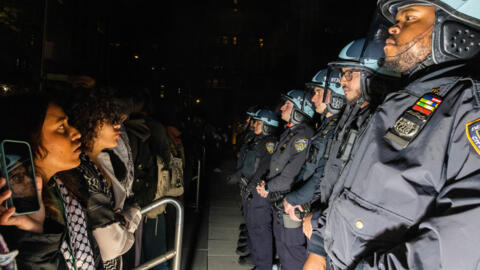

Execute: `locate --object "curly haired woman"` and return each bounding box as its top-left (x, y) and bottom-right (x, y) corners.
top-left (62, 90), bottom-right (141, 270)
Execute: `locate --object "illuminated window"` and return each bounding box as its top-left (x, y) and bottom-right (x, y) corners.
top-left (233, 36), bottom-right (238, 45)
top-left (223, 36), bottom-right (229, 45)
top-left (233, 0), bottom-right (238, 4)
top-left (258, 38), bottom-right (264, 48)
top-left (233, 8), bottom-right (239, 12)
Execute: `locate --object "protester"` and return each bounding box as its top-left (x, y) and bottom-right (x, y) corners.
top-left (63, 90), bottom-right (142, 270)
top-left (0, 91), bottom-right (102, 269)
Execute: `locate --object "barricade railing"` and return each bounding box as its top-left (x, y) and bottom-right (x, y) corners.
top-left (133, 197), bottom-right (184, 270)
top-left (191, 145), bottom-right (206, 211)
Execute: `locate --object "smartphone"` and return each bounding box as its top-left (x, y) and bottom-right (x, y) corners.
top-left (0, 140), bottom-right (40, 215)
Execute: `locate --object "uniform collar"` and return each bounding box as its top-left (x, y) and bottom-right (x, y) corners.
top-left (317, 113), bottom-right (339, 131)
top-left (403, 62), bottom-right (468, 97)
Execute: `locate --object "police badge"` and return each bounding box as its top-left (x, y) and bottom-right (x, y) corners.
top-left (385, 93), bottom-right (443, 148)
top-left (266, 142), bottom-right (276, 154)
top-left (294, 138), bottom-right (308, 152)
top-left (393, 117), bottom-right (420, 138)
top-left (466, 118), bottom-right (480, 155)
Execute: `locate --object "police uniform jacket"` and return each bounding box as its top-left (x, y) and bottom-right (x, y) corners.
top-left (314, 104), bottom-right (374, 209)
top-left (266, 122), bottom-right (314, 193)
top-left (309, 104), bottom-right (374, 232)
top-left (237, 130), bottom-right (255, 170)
top-left (238, 133), bottom-right (277, 183)
top-left (323, 63), bottom-right (480, 269)
top-left (284, 114), bottom-right (340, 206)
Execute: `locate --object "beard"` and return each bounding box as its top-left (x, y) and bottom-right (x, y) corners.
top-left (384, 30), bottom-right (433, 73)
top-left (346, 90), bottom-right (362, 105)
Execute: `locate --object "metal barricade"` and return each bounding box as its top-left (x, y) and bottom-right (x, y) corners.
top-left (134, 197), bottom-right (184, 270)
top-left (191, 145), bottom-right (206, 211)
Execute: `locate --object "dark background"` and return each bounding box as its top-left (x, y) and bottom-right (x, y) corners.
top-left (0, 0), bottom-right (375, 127)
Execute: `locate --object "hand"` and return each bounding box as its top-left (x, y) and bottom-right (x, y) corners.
top-left (256, 180), bottom-right (269, 198)
top-left (0, 177), bottom-right (45, 233)
top-left (303, 213), bottom-right (313, 239)
top-left (121, 206), bottom-right (141, 233)
top-left (284, 199), bottom-right (303, 222)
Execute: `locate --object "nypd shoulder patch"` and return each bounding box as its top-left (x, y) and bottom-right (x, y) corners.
top-left (294, 138), bottom-right (308, 152)
top-left (266, 142), bottom-right (275, 154)
top-left (466, 118), bottom-right (480, 155)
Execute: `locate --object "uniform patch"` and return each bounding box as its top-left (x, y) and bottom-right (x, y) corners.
top-left (411, 95), bottom-right (442, 116)
top-left (266, 142), bottom-right (275, 154)
top-left (384, 93), bottom-right (443, 148)
top-left (466, 118), bottom-right (480, 155)
top-left (294, 138), bottom-right (308, 152)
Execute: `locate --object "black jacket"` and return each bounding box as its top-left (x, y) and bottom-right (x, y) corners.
top-left (323, 63), bottom-right (480, 269)
top-left (285, 114), bottom-right (341, 206)
top-left (0, 178), bottom-right (102, 270)
top-left (266, 122), bottom-right (314, 193)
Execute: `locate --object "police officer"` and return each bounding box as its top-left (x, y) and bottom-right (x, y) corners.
top-left (301, 38), bottom-right (400, 270)
top-left (277, 69), bottom-right (345, 269)
top-left (232, 106), bottom-right (259, 263)
top-left (320, 1), bottom-right (480, 269)
top-left (236, 105), bottom-right (260, 171)
top-left (257, 90), bottom-right (315, 270)
top-left (237, 109), bottom-right (280, 270)
top-left (282, 68), bottom-right (345, 219)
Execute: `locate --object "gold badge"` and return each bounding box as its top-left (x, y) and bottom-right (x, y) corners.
top-left (294, 138), bottom-right (308, 152)
top-left (266, 142), bottom-right (275, 154)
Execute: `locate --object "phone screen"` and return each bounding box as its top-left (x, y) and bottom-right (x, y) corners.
top-left (1, 141), bottom-right (39, 215)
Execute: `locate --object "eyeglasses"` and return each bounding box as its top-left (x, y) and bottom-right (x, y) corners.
top-left (340, 69), bottom-right (360, 82)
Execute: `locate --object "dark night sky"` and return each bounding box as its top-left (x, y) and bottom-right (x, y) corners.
top-left (0, 0), bottom-right (376, 126)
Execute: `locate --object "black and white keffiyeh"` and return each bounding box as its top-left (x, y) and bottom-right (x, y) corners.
top-left (56, 179), bottom-right (95, 270)
top-left (77, 154), bottom-right (121, 270)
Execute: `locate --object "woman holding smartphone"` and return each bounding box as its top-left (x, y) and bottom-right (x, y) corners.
top-left (0, 91), bottom-right (102, 270)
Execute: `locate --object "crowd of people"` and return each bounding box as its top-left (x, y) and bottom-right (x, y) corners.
top-left (0, 80), bottom-right (195, 269)
top-left (230, 1), bottom-right (480, 270)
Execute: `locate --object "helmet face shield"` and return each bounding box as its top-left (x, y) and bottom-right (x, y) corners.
top-left (281, 90), bottom-right (315, 124)
top-left (305, 82), bottom-right (319, 97)
top-left (252, 109), bottom-right (279, 135)
top-left (311, 67), bottom-right (346, 114)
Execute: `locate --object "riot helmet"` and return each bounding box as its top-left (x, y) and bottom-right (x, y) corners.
top-left (252, 109), bottom-right (279, 136)
top-left (245, 105), bottom-right (259, 130)
top-left (310, 68), bottom-right (346, 115)
top-left (378, 0), bottom-right (480, 67)
top-left (329, 38), bottom-right (401, 105)
top-left (246, 105), bottom-right (259, 117)
top-left (281, 90), bottom-right (315, 125)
